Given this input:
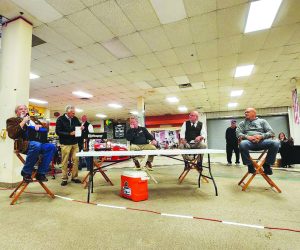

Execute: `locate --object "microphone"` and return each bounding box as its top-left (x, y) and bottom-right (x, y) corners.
top-left (25, 113), bottom-right (30, 125)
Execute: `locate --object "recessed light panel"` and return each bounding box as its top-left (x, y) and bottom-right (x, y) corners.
top-left (245, 0), bottom-right (282, 33)
top-left (29, 98), bottom-right (47, 104)
top-left (230, 90), bottom-right (244, 97)
top-left (228, 102), bottom-right (238, 108)
top-left (234, 65), bottom-right (254, 77)
top-left (108, 103), bottom-right (122, 109)
top-left (166, 97), bottom-right (179, 103)
top-left (72, 91), bottom-right (93, 98)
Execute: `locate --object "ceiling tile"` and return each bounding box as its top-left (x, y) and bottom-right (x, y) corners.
top-left (67, 9), bottom-right (114, 42)
top-left (140, 26), bottom-right (172, 52)
top-left (46, 0), bottom-right (85, 15)
top-left (155, 49), bottom-right (180, 66)
top-left (116, 0), bottom-right (160, 30)
top-left (163, 19), bottom-right (193, 47)
top-left (48, 17), bottom-right (94, 47)
top-left (189, 12), bottom-right (217, 43)
top-left (119, 32), bottom-right (152, 55)
top-left (184, 0), bottom-right (217, 17)
top-left (90, 0), bottom-right (136, 36)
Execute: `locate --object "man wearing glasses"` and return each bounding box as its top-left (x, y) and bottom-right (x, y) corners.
top-left (179, 111), bottom-right (207, 164)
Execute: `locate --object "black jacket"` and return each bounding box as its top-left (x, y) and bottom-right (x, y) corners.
top-left (56, 114), bottom-right (81, 145)
top-left (225, 127), bottom-right (238, 145)
top-left (126, 126), bottom-right (154, 145)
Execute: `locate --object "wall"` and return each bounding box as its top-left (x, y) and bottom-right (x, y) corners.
top-left (207, 115), bottom-right (289, 150)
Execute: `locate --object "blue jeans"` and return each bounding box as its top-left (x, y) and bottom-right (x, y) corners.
top-left (22, 141), bottom-right (56, 175)
top-left (239, 139), bottom-right (280, 166)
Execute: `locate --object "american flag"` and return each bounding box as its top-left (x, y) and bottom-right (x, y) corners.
top-left (292, 89), bottom-right (300, 124)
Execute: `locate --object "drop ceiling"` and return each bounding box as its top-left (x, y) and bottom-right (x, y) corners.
top-left (0, 0), bottom-right (299, 120)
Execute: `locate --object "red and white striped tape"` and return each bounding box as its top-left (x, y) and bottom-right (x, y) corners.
top-left (54, 195), bottom-right (300, 233)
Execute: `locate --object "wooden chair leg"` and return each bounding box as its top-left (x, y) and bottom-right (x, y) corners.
top-left (39, 181), bottom-right (55, 198)
top-left (241, 173), bottom-right (257, 191)
top-left (9, 181), bottom-right (24, 198)
top-left (238, 150), bottom-right (282, 193)
top-left (178, 169), bottom-right (190, 183)
top-left (10, 182), bottom-right (29, 205)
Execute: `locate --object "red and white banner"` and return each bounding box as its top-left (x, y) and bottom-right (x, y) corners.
top-left (292, 89), bottom-right (300, 124)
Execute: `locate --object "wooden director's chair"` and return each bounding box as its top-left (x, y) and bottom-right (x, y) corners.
top-left (9, 144), bottom-right (55, 205)
top-left (81, 134), bottom-right (113, 188)
top-left (178, 154), bottom-right (209, 184)
top-left (81, 156), bottom-right (113, 188)
top-left (238, 150), bottom-right (281, 193)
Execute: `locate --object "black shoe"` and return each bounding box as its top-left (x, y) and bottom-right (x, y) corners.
top-left (263, 164), bottom-right (273, 175)
top-left (247, 165), bottom-right (256, 174)
top-left (145, 161), bottom-right (153, 171)
top-left (71, 178), bottom-right (81, 184)
top-left (133, 159), bottom-right (141, 169)
top-left (21, 171), bottom-right (33, 183)
top-left (36, 174), bottom-right (48, 182)
top-left (61, 180), bottom-right (68, 186)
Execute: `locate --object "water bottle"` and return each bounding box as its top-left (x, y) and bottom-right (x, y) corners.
top-left (89, 140), bottom-right (94, 151)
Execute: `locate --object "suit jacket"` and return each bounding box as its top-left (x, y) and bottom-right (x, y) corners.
top-left (6, 116), bottom-right (44, 154)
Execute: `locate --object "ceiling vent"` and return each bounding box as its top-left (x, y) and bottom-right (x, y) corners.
top-left (32, 34), bottom-right (46, 47)
top-left (178, 83), bottom-right (192, 88)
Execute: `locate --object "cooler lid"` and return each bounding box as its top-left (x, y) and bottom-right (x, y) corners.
top-left (122, 171), bottom-right (148, 179)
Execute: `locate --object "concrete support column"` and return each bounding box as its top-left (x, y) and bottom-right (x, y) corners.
top-left (137, 96), bottom-right (145, 127)
top-left (0, 17), bottom-right (33, 185)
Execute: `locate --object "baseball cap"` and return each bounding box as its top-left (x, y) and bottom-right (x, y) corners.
top-left (231, 119), bottom-right (236, 123)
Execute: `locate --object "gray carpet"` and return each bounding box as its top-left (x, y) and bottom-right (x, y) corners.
top-left (0, 160), bottom-right (299, 250)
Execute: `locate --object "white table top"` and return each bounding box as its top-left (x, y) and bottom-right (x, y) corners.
top-left (76, 148), bottom-right (225, 157)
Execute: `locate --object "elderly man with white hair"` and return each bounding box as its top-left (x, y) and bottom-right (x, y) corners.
top-left (55, 105), bottom-right (83, 186)
top-left (179, 111), bottom-right (207, 166)
top-left (6, 104), bottom-right (56, 183)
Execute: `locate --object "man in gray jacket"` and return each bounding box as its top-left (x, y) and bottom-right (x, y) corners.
top-left (236, 108), bottom-right (280, 175)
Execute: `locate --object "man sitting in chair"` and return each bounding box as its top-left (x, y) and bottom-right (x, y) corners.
top-left (179, 111), bottom-right (207, 165)
top-left (126, 115), bottom-right (157, 170)
top-left (6, 104), bottom-right (56, 183)
top-left (236, 108), bottom-right (280, 175)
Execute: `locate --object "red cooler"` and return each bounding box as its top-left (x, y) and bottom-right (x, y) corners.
top-left (120, 171), bottom-right (149, 202)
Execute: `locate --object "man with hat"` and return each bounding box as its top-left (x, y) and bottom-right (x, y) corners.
top-left (225, 119), bottom-right (240, 165)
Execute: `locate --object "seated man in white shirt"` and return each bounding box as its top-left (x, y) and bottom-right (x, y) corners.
top-left (179, 111), bottom-right (207, 165)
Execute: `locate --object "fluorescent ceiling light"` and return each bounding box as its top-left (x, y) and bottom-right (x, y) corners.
top-left (75, 108), bottom-right (83, 113)
top-left (166, 97), bottom-right (179, 103)
top-left (173, 75), bottom-right (189, 85)
top-left (29, 98), bottom-right (48, 104)
top-left (72, 91), bottom-right (93, 98)
top-left (96, 114), bottom-right (107, 118)
top-left (230, 90), bottom-right (244, 97)
top-left (11, 0), bottom-right (62, 23)
top-left (228, 102), bottom-right (238, 108)
top-left (244, 0), bottom-right (282, 33)
top-left (102, 38), bottom-right (132, 59)
top-left (234, 65), bottom-right (254, 77)
top-left (130, 111), bottom-right (139, 115)
top-left (178, 106), bottom-right (187, 112)
top-left (108, 103), bottom-right (122, 109)
top-left (150, 0), bottom-right (187, 24)
top-left (30, 73), bottom-right (40, 79)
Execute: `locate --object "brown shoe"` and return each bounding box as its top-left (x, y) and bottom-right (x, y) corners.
top-left (133, 159), bottom-right (141, 169)
top-left (145, 161), bottom-right (153, 171)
